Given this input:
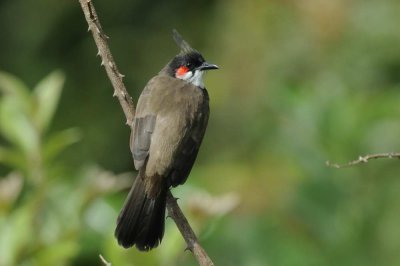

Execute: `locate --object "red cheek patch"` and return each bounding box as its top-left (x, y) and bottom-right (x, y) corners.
top-left (176, 66), bottom-right (189, 77)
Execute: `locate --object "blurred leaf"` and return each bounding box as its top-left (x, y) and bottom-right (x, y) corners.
top-left (33, 70), bottom-right (65, 133)
top-left (0, 95), bottom-right (39, 155)
top-left (43, 128), bottom-right (82, 161)
top-left (0, 205), bottom-right (34, 266)
top-left (34, 240), bottom-right (79, 266)
top-left (0, 146), bottom-right (27, 170)
top-left (0, 71), bottom-right (31, 112)
top-left (0, 172), bottom-right (23, 212)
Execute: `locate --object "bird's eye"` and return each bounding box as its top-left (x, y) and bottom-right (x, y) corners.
top-left (186, 63), bottom-right (192, 68)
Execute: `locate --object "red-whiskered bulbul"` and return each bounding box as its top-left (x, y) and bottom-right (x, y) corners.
top-left (115, 30), bottom-right (218, 251)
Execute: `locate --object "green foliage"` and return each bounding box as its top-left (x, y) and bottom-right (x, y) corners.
top-left (0, 71), bottom-right (71, 175)
top-left (0, 71), bottom-right (84, 265)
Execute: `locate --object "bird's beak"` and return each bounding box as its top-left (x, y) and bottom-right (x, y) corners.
top-left (197, 62), bottom-right (219, 71)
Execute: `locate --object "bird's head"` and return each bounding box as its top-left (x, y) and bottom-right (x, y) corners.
top-left (167, 30), bottom-right (218, 88)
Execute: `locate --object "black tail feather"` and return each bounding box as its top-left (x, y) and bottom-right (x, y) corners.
top-left (115, 171), bottom-right (167, 251)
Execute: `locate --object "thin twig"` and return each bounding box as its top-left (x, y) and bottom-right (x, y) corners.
top-left (326, 152), bottom-right (400, 168)
top-left (99, 254), bottom-right (112, 266)
top-left (78, 1), bottom-right (214, 265)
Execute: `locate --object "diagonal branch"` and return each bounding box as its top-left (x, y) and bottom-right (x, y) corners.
top-left (326, 152), bottom-right (400, 168)
top-left (78, 1), bottom-right (214, 266)
top-left (166, 194), bottom-right (215, 266)
top-left (79, 0), bottom-right (135, 125)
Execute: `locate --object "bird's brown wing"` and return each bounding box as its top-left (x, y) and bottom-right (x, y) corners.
top-left (131, 76), bottom-right (180, 170)
top-left (131, 115), bottom-right (156, 170)
top-left (130, 83), bottom-right (156, 171)
top-left (131, 75), bottom-right (208, 196)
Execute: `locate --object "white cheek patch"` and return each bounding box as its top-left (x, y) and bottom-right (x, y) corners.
top-left (176, 69), bottom-right (205, 88)
top-left (177, 71), bottom-right (193, 81)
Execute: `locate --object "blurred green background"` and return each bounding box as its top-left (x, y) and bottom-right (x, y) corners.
top-left (1, 0), bottom-right (400, 265)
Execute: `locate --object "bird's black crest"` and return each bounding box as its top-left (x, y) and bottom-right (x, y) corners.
top-left (172, 29), bottom-right (196, 54)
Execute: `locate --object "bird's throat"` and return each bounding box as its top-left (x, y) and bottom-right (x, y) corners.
top-left (179, 70), bottom-right (205, 88)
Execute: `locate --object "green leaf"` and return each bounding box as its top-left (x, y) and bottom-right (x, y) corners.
top-left (0, 96), bottom-right (39, 155)
top-left (33, 240), bottom-right (79, 265)
top-left (0, 205), bottom-right (34, 266)
top-left (44, 128), bottom-right (82, 161)
top-left (33, 70), bottom-right (65, 133)
top-left (0, 71), bottom-right (38, 156)
top-left (0, 71), bottom-right (31, 112)
top-left (0, 146), bottom-right (27, 171)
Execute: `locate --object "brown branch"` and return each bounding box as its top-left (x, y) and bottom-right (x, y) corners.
top-left (166, 192), bottom-right (215, 266)
top-left (78, 0), bottom-right (135, 125)
top-left (78, 1), bottom-right (214, 265)
top-left (326, 152), bottom-right (400, 168)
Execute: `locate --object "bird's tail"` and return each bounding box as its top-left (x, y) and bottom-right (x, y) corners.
top-left (115, 170), bottom-right (167, 251)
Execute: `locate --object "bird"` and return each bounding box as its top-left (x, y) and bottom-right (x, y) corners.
top-left (115, 29), bottom-right (218, 251)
